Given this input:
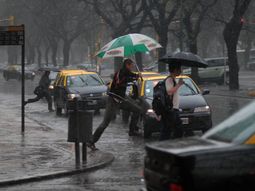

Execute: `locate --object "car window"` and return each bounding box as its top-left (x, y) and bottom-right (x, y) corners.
top-left (144, 78), bottom-right (199, 97)
top-left (66, 74), bottom-right (104, 87)
top-left (206, 59), bottom-right (226, 67)
top-left (203, 101), bottom-right (255, 144)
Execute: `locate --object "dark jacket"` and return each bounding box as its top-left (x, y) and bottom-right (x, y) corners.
top-left (39, 74), bottom-right (51, 90)
top-left (110, 68), bottom-right (138, 98)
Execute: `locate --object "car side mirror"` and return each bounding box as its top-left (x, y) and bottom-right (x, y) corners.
top-left (202, 89), bottom-right (210, 95)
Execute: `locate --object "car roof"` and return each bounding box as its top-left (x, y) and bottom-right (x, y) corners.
top-left (142, 75), bottom-right (191, 81)
top-left (59, 69), bottom-right (96, 76)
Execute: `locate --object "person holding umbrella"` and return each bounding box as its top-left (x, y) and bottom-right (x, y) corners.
top-left (157, 51), bottom-right (208, 140)
top-left (87, 58), bottom-right (143, 150)
top-left (88, 33), bottom-right (162, 150)
top-left (160, 64), bottom-right (184, 140)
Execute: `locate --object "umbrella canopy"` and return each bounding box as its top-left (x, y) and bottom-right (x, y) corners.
top-left (159, 52), bottom-right (208, 68)
top-left (96, 33), bottom-right (161, 59)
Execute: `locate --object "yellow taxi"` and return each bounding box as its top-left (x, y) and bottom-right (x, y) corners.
top-left (124, 73), bottom-right (212, 138)
top-left (53, 69), bottom-right (107, 116)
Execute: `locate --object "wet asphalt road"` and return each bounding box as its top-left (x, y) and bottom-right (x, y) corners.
top-left (0, 71), bottom-right (254, 191)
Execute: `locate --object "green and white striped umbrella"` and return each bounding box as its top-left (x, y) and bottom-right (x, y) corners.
top-left (96, 33), bottom-right (161, 58)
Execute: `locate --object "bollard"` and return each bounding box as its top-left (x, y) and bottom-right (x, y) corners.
top-left (68, 100), bottom-right (93, 164)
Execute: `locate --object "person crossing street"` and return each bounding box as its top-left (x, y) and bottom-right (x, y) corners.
top-left (88, 58), bottom-right (143, 150)
top-left (25, 71), bottom-right (54, 112)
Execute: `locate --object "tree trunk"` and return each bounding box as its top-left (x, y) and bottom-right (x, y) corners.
top-left (135, 52), bottom-right (143, 71)
top-left (36, 47), bottom-right (42, 68)
top-left (63, 40), bottom-right (71, 66)
top-left (8, 47), bottom-right (19, 65)
top-left (27, 46), bottom-right (35, 65)
top-left (244, 30), bottom-right (252, 69)
top-left (49, 39), bottom-right (58, 66)
top-left (188, 39), bottom-right (199, 83)
top-left (45, 46), bottom-right (50, 66)
top-left (158, 30), bottom-right (168, 72)
top-left (223, 19), bottom-right (242, 90)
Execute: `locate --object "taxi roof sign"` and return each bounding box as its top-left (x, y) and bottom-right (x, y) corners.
top-left (0, 25), bottom-right (24, 32)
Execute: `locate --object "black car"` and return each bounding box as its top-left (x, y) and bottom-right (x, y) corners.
top-left (53, 70), bottom-right (107, 116)
top-left (3, 65), bottom-right (35, 81)
top-left (144, 101), bottom-right (255, 191)
top-left (141, 75), bottom-right (212, 138)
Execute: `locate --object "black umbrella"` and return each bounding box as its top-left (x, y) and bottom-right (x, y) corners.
top-left (159, 52), bottom-right (208, 68)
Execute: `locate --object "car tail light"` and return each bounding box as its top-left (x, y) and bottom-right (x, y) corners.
top-left (169, 183), bottom-right (184, 191)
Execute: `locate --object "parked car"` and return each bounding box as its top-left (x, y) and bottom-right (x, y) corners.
top-left (144, 101), bottom-right (255, 191)
top-left (183, 57), bottom-right (229, 85)
top-left (3, 65), bottom-right (35, 81)
top-left (53, 69), bottom-right (107, 116)
top-left (141, 75), bottom-right (212, 138)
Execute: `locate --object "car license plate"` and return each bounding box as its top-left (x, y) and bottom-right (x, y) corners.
top-left (88, 100), bottom-right (97, 105)
top-left (181, 118), bottom-right (189, 125)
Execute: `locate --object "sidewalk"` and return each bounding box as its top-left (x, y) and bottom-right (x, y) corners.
top-left (203, 84), bottom-right (255, 99)
top-left (0, 94), bottom-right (114, 187)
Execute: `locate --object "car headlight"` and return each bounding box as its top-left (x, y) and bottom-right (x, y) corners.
top-left (49, 85), bottom-right (54, 90)
top-left (32, 72), bottom-right (35, 75)
top-left (67, 93), bottom-right (81, 100)
top-left (194, 106), bottom-right (210, 113)
top-left (102, 92), bottom-right (107, 96)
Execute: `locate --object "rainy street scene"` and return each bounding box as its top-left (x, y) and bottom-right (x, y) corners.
top-left (0, 0), bottom-right (255, 191)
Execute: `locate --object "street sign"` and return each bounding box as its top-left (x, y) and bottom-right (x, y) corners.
top-left (0, 25), bottom-right (24, 45)
top-left (0, 25), bottom-right (25, 133)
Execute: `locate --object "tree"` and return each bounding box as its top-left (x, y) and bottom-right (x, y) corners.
top-left (24, 0), bottom-right (92, 66)
top-left (85, 0), bottom-right (147, 71)
top-left (143, 0), bottom-right (180, 72)
top-left (223, 0), bottom-right (251, 90)
top-left (182, 0), bottom-right (217, 82)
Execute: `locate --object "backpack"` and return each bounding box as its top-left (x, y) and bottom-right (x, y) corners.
top-left (34, 86), bottom-right (44, 96)
top-left (152, 77), bottom-right (175, 115)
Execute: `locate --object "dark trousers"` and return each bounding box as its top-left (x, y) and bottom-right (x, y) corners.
top-left (91, 96), bottom-right (146, 143)
top-left (26, 91), bottom-right (53, 111)
top-left (160, 109), bottom-right (183, 141)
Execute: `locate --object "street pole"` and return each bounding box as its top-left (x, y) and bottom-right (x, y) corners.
top-left (179, 0), bottom-right (184, 51)
top-left (21, 25), bottom-right (25, 133)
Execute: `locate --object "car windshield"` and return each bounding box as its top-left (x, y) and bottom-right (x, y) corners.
top-left (144, 78), bottom-right (199, 97)
top-left (67, 74), bottom-right (103, 87)
top-left (203, 101), bottom-right (255, 144)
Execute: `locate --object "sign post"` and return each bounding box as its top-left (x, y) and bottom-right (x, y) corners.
top-left (0, 25), bottom-right (25, 133)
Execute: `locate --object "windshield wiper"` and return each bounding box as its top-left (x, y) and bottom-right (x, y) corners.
top-left (183, 82), bottom-right (197, 95)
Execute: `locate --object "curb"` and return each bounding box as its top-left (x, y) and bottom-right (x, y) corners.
top-left (0, 152), bottom-right (114, 187)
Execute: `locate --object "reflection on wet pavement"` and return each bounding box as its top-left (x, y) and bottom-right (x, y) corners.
top-left (0, 73), bottom-right (253, 191)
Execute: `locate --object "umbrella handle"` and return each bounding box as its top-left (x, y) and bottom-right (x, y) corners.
top-left (134, 63), bottom-right (144, 81)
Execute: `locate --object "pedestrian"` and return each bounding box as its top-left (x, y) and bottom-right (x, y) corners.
top-left (25, 71), bottom-right (54, 112)
top-left (160, 65), bottom-right (184, 140)
top-left (87, 58), bottom-right (143, 150)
